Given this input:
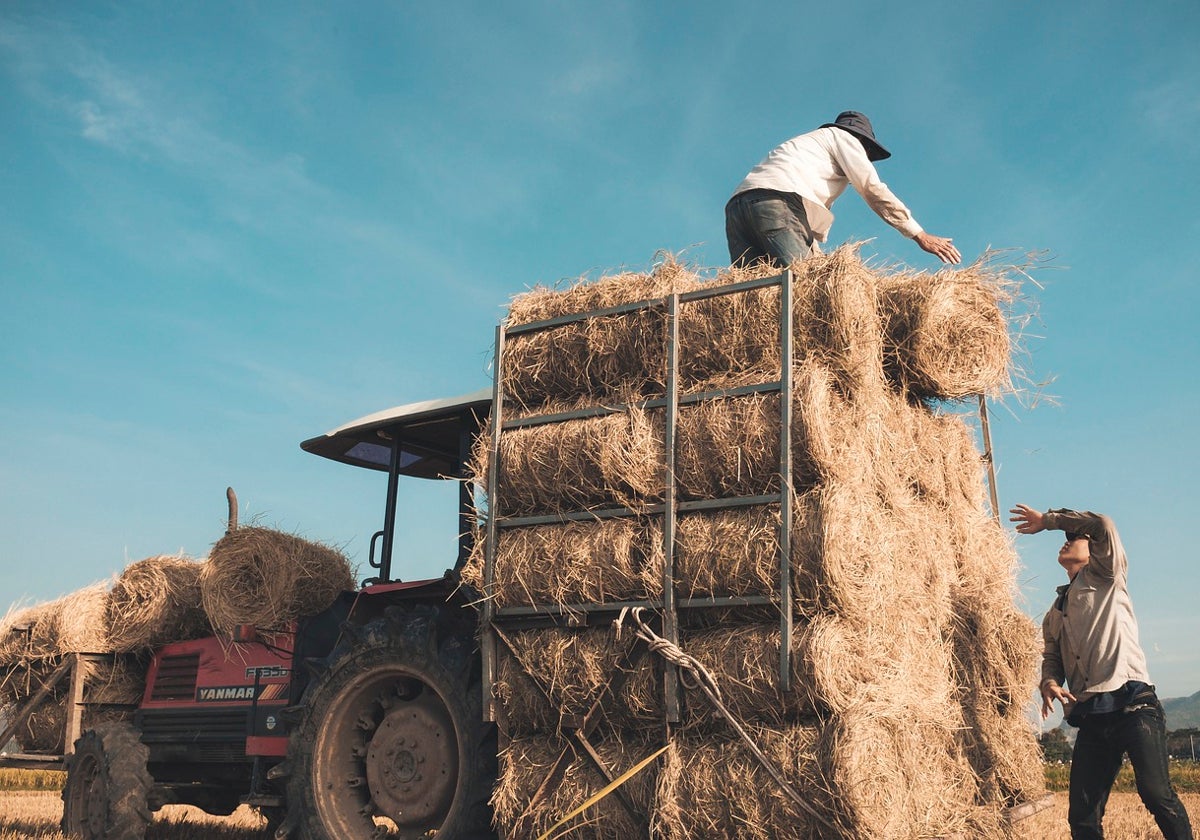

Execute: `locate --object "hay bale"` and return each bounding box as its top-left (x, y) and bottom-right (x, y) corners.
top-left (14, 691), bottom-right (66, 753)
top-left (496, 625), bottom-right (656, 737)
top-left (84, 654), bottom-right (149, 705)
top-left (201, 527), bottom-right (355, 634)
top-left (950, 595), bottom-right (1043, 808)
top-left (55, 583), bottom-right (112, 654)
top-left (671, 505), bottom-right (790, 601)
top-left (502, 307), bottom-right (670, 413)
top-left (654, 724), bottom-right (826, 840)
top-left (493, 408), bottom-right (665, 517)
top-left (820, 708), bottom-right (978, 839)
top-left (498, 617), bottom-right (955, 737)
top-left (492, 732), bottom-right (660, 840)
top-left (107, 555), bottom-right (209, 652)
top-left (502, 260), bottom-right (700, 414)
top-left (879, 266), bottom-right (1014, 399)
top-left (676, 393), bottom-right (782, 500)
top-left (0, 602), bottom-right (53, 664)
top-left (474, 517), bottom-right (663, 609)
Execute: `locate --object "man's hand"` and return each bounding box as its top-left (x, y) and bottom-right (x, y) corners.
top-left (1040, 680), bottom-right (1077, 720)
top-left (913, 231), bottom-right (961, 264)
top-left (1009, 504), bottom-right (1046, 535)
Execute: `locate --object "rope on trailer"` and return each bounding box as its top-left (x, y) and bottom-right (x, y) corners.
top-left (613, 607), bottom-right (837, 833)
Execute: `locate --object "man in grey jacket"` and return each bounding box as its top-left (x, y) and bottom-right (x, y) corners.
top-left (725, 110), bottom-right (961, 267)
top-left (1011, 504), bottom-right (1193, 840)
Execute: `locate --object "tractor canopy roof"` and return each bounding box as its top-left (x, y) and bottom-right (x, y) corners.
top-left (301, 387), bottom-right (491, 478)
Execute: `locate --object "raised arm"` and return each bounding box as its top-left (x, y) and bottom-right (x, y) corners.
top-left (1010, 505), bottom-right (1122, 578)
top-left (829, 129), bottom-right (961, 264)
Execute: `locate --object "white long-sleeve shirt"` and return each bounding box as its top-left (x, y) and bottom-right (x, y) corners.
top-left (732, 126), bottom-right (924, 243)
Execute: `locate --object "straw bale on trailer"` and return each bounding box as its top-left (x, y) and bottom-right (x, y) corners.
top-left (0, 583), bottom-right (112, 662)
top-left (83, 654), bottom-right (149, 706)
top-left (492, 731), bottom-right (660, 840)
top-left (653, 724), bottom-right (825, 840)
top-left (818, 709), bottom-right (979, 840)
top-left (48, 582), bottom-right (111, 654)
top-left (13, 690), bottom-right (67, 753)
top-left (107, 555), bottom-right (209, 652)
top-left (201, 527), bottom-right (355, 634)
top-left (0, 601), bottom-right (57, 663)
top-left (491, 409), bottom-right (665, 517)
top-left (675, 392), bottom-right (781, 500)
top-left (654, 714), bottom-right (980, 840)
top-left (495, 625), bottom-right (655, 737)
top-left (879, 265), bottom-right (1014, 400)
top-left (471, 517), bottom-right (664, 609)
top-left (502, 262), bottom-right (699, 412)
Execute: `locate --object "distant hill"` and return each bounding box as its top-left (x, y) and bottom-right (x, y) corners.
top-left (1163, 691), bottom-right (1200, 730)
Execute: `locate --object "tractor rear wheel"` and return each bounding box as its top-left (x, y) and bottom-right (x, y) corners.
top-left (61, 721), bottom-right (153, 840)
top-left (281, 606), bottom-right (496, 839)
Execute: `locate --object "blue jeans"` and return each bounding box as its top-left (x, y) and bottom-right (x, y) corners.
top-left (1069, 702), bottom-right (1193, 839)
top-left (725, 189), bottom-right (815, 267)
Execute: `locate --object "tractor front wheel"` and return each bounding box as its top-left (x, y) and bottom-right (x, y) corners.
top-left (280, 606), bottom-right (496, 839)
top-left (61, 721), bottom-right (153, 840)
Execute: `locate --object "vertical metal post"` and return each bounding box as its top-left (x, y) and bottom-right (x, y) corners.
top-left (977, 395), bottom-right (1001, 525)
top-left (482, 324), bottom-right (506, 722)
top-left (457, 417), bottom-right (475, 569)
top-left (64, 653), bottom-right (86, 756)
top-left (662, 295), bottom-right (681, 723)
top-left (778, 271), bottom-right (794, 691)
top-left (379, 437), bottom-right (402, 583)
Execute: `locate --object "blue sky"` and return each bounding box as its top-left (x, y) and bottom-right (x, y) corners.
top-left (2, 2), bottom-right (1198, 707)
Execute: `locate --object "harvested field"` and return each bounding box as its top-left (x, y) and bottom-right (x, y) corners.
top-left (0, 791), bottom-right (274, 840)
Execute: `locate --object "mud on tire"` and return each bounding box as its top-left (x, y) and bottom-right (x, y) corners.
top-left (280, 605), bottom-right (496, 839)
top-left (61, 721), bottom-right (153, 840)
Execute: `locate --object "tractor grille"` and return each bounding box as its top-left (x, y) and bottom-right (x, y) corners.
top-left (150, 653), bottom-right (200, 701)
top-left (138, 707), bottom-right (249, 744)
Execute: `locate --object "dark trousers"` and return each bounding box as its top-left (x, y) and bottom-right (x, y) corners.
top-left (1069, 701), bottom-right (1193, 839)
top-left (724, 189), bottom-right (815, 267)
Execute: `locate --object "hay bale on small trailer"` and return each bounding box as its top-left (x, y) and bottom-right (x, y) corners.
top-left (0, 529), bottom-right (351, 770)
top-left (464, 246), bottom-right (1042, 838)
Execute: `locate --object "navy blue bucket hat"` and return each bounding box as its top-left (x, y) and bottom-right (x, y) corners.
top-left (821, 111), bottom-right (891, 162)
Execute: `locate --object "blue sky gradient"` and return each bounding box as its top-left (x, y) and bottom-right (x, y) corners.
top-left (2, 2), bottom-right (1197, 708)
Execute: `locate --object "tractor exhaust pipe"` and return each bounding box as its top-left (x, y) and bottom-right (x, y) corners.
top-left (226, 486), bottom-right (239, 534)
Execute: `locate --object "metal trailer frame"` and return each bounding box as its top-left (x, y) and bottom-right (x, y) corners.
top-left (0, 652), bottom-right (130, 771)
top-left (479, 271), bottom-right (795, 830)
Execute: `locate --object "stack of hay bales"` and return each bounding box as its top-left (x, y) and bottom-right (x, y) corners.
top-left (463, 246), bottom-right (1042, 838)
top-left (0, 563), bottom-right (191, 753)
top-left (0, 528), bottom-right (354, 754)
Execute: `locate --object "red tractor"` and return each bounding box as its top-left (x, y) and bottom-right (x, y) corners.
top-left (57, 388), bottom-right (498, 839)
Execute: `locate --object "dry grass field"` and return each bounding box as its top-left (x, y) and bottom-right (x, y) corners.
top-left (0, 791), bottom-right (272, 839)
top-left (0, 789), bottom-right (1195, 839)
top-left (1015, 792), bottom-right (1200, 839)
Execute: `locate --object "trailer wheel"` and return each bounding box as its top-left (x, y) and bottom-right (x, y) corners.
top-left (61, 721), bottom-right (153, 840)
top-left (280, 606), bottom-right (496, 839)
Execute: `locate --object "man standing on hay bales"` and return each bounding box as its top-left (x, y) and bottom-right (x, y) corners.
top-left (1011, 504), bottom-right (1194, 840)
top-left (725, 110), bottom-right (962, 267)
